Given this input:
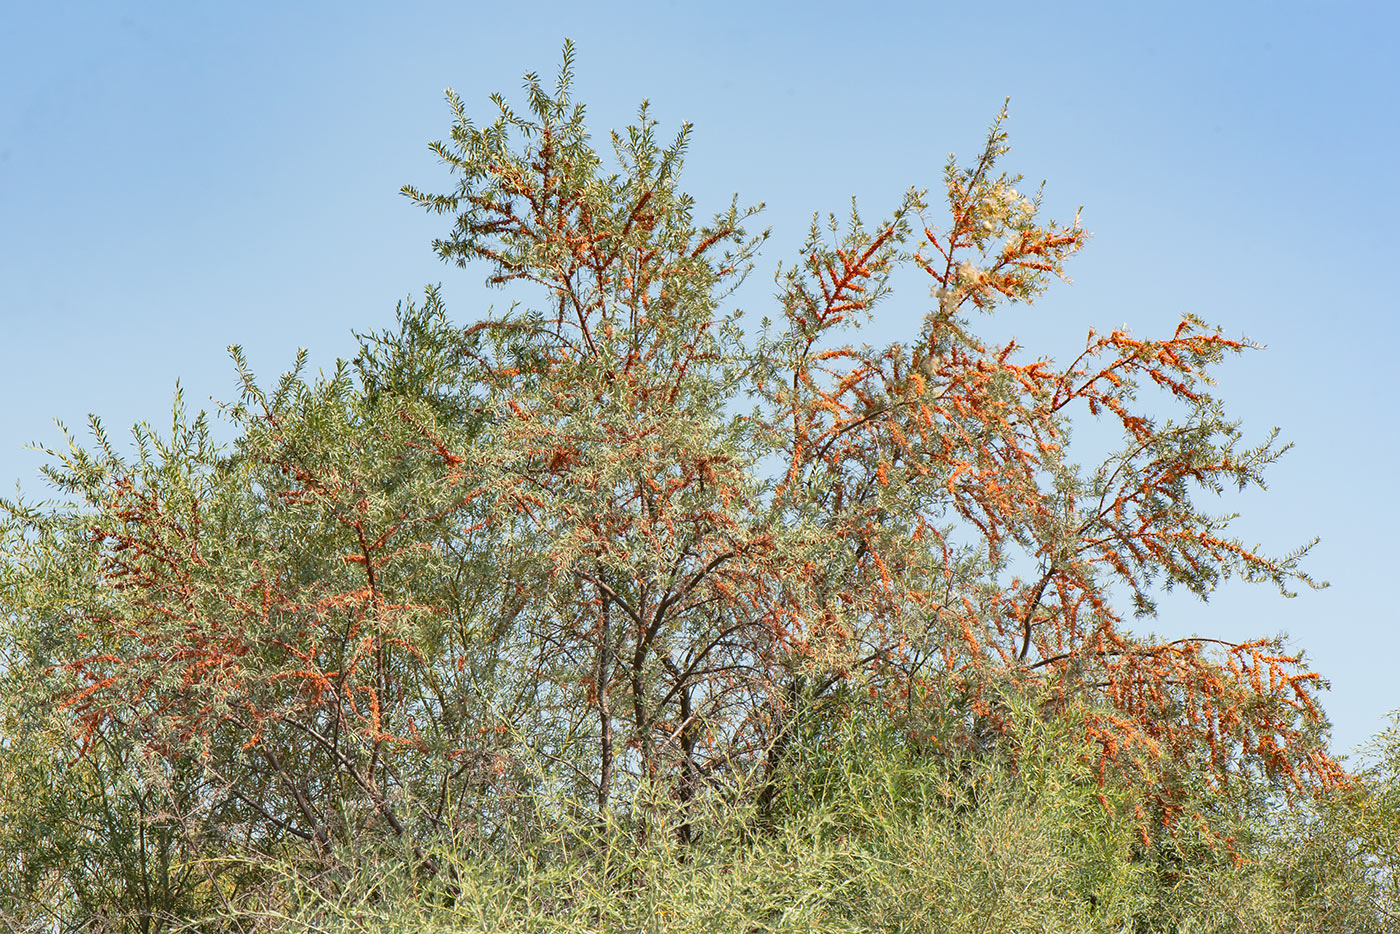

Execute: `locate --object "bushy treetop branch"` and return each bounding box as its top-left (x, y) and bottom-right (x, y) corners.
top-left (1, 44), bottom-right (1342, 867)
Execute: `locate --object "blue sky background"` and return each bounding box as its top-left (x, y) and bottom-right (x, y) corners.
top-left (2, 1), bottom-right (1395, 759)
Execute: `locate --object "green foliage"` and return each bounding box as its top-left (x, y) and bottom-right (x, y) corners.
top-left (1254, 712), bottom-right (1400, 932)
top-left (0, 43), bottom-right (1391, 932)
top-left (176, 696), bottom-right (1400, 932)
top-left (1, 499), bottom-right (251, 931)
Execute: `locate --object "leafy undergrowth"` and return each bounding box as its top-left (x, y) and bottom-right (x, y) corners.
top-left (171, 701), bottom-right (1398, 934)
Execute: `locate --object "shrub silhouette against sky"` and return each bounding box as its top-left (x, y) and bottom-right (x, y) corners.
top-left (3, 47), bottom-right (1371, 930)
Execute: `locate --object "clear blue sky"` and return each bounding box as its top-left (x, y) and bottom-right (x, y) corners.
top-left (2, 1), bottom-right (1395, 759)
